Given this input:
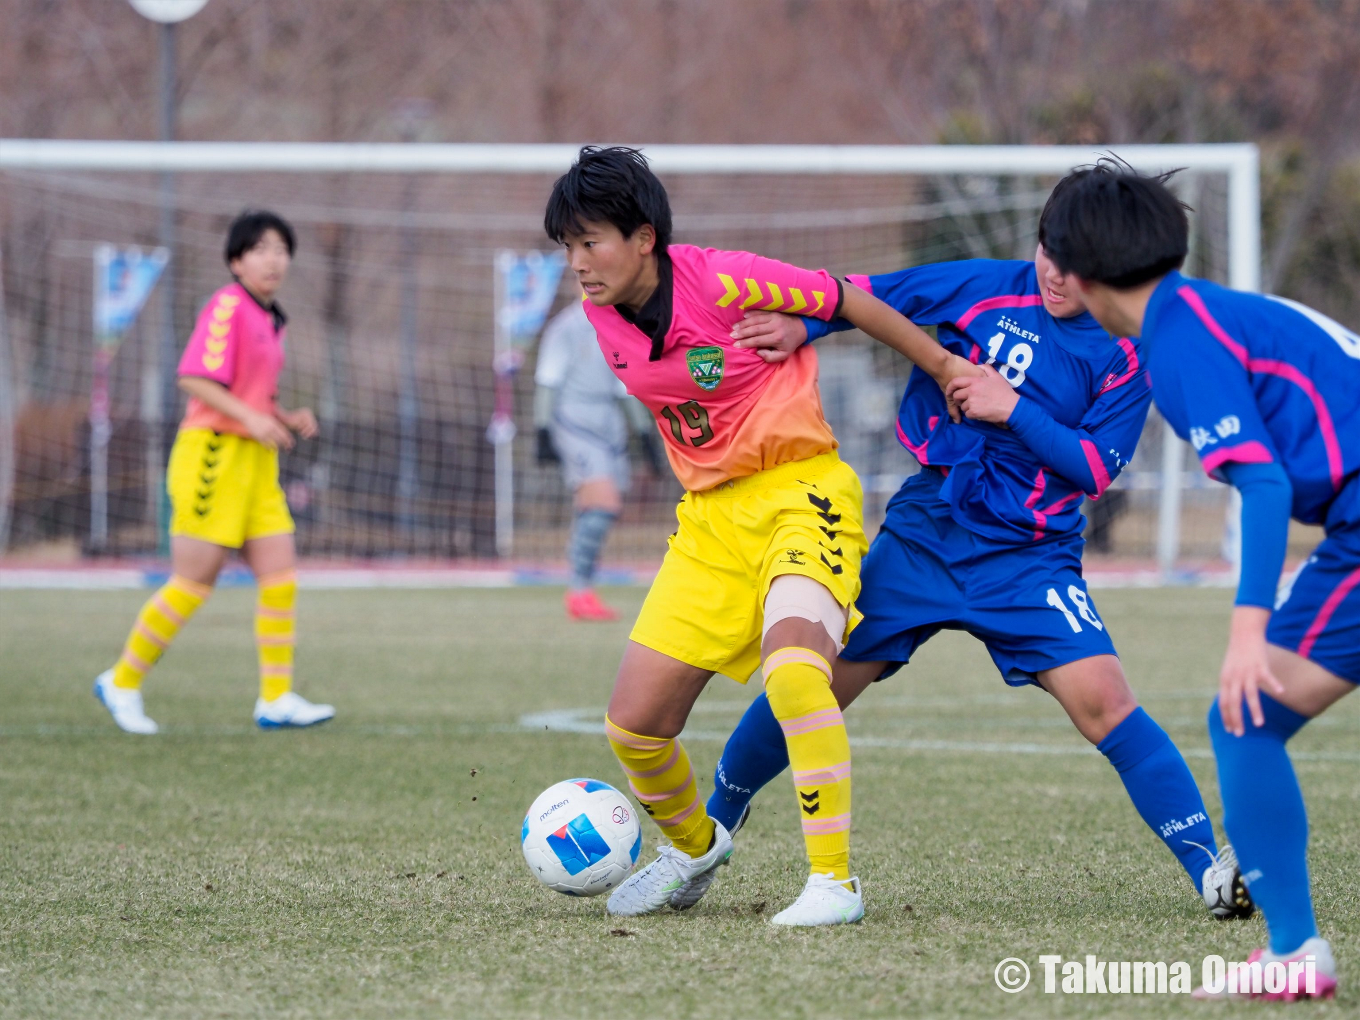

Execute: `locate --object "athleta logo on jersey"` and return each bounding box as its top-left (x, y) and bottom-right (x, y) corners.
top-left (686, 346), bottom-right (724, 391)
top-left (997, 314), bottom-right (1041, 343)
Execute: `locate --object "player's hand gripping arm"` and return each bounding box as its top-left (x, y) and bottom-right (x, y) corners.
top-left (838, 285), bottom-right (980, 418)
top-left (177, 376), bottom-right (294, 450)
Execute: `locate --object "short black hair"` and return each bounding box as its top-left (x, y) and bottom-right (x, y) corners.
top-left (544, 146), bottom-right (672, 250)
top-left (1038, 158), bottom-right (1188, 289)
top-left (225, 209), bottom-right (296, 265)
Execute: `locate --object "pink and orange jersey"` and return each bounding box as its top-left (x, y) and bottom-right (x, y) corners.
top-left (582, 244), bottom-right (844, 491)
top-left (177, 282), bottom-right (286, 438)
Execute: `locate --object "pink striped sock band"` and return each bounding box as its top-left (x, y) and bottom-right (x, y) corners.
top-left (134, 621), bottom-right (168, 650)
top-left (778, 706), bottom-right (845, 738)
top-left (652, 798), bottom-right (703, 831)
top-left (792, 760), bottom-right (851, 785)
top-left (120, 650), bottom-right (151, 673)
top-left (605, 717), bottom-right (671, 751)
top-left (801, 812), bottom-right (851, 836)
top-left (256, 606), bottom-right (295, 620)
top-left (618, 742), bottom-right (680, 779)
top-left (152, 597), bottom-right (184, 627)
top-left (260, 664), bottom-right (293, 678)
top-left (255, 634), bottom-right (294, 646)
top-left (256, 571), bottom-right (297, 589)
top-left (168, 575), bottom-right (213, 599)
top-left (763, 646), bottom-right (832, 682)
top-left (627, 768), bottom-right (695, 804)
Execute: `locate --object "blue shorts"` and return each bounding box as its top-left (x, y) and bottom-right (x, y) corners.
top-left (843, 471), bottom-right (1116, 687)
top-left (1267, 521), bottom-right (1360, 685)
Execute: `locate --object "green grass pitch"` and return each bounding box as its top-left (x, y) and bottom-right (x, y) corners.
top-left (1, 585), bottom-right (1357, 1018)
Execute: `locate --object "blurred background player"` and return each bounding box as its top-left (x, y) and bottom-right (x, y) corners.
top-left (545, 146), bottom-right (978, 925)
top-left (1045, 161), bottom-right (1359, 1001)
top-left (93, 210), bottom-right (335, 735)
top-left (683, 184), bottom-right (1250, 921)
top-left (534, 300), bottom-right (665, 621)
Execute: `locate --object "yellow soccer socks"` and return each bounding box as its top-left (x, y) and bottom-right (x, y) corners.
top-left (764, 647), bottom-right (852, 881)
top-left (606, 715), bottom-right (715, 858)
top-left (255, 570), bottom-right (297, 703)
top-left (112, 575), bottom-right (212, 689)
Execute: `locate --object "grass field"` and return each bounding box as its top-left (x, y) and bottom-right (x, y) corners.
top-left (2, 585), bottom-right (1358, 1019)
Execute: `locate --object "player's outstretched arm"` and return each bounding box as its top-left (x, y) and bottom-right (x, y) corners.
top-left (838, 284), bottom-right (980, 399)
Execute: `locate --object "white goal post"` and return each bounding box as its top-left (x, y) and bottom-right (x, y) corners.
top-left (0, 140), bottom-right (1259, 576)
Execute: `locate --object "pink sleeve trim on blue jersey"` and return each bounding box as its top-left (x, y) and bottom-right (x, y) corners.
top-left (845, 273), bottom-right (873, 294)
top-left (955, 293), bottom-right (1044, 330)
top-left (1098, 337), bottom-right (1141, 395)
top-left (1080, 439), bottom-right (1112, 497)
top-left (1200, 440), bottom-right (1275, 480)
top-left (895, 418), bottom-right (930, 465)
top-left (1022, 468), bottom-right (1048, 540)
top-left (1178, 284), bottom-right (1344, 489)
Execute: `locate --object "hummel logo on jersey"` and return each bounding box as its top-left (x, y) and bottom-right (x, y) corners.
top-left (781, 548), bottom-right (808, 566)
top-left (611, 351), bottom-right (628, 369)
top-left (800, 790), bottom-right (820, 815)
top-left (997, 315), bottom-right (1040, 343)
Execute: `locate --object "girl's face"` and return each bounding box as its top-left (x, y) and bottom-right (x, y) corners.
top-left (230, 229), bottom-right (291, 302)
top-left (1034, 243), bottom-right (1086, 319)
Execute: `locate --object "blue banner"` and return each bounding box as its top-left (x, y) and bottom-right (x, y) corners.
top-left (94, 245), bottom-right (169, 350)
top-left (495, 249), bottom-right (567, 343)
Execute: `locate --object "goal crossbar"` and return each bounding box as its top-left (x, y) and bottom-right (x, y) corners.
top-left (0, 140), bottom-right (1258, 290)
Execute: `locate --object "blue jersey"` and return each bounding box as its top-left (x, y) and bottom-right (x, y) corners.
top-left (1143, 271), bottom-right (1360, 527)
top-left (810, 260), bottom-right (1150, 544)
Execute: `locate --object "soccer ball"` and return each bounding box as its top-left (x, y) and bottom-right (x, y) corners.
top-left (521, 778), bottom-right (642, 896)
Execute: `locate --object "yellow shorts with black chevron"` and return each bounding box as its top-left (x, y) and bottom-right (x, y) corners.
top-left (631, 451), bottom-right (867, 683)
top-left (167, 428), bottom-right (293, 549)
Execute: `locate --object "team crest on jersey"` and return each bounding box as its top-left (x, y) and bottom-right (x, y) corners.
top-left (686, 346), bottom-right (724, 391)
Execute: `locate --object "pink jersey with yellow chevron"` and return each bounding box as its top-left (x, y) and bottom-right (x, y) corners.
top-left (178, 282), bottom-right (286, 438)
top-left (583, 244), bottom-right (843, 491)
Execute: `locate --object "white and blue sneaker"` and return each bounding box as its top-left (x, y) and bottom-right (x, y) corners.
top-left (93, 669), bottom-right (158, 735)
top-left (607, 820), bottom-right (734, 917)
top-left (253, 691), bottom-right (335, 729)
top-left (771, 873), bottom-right (863, 927)
top-left (670, 804), bottom-right (749, 910)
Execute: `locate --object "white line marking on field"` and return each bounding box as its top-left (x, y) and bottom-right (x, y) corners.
top-left (516, 708), bottom-right (1360, 763)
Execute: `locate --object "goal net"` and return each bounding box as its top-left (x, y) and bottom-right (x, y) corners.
top-left (0, 143), bottom-right (1258, 578)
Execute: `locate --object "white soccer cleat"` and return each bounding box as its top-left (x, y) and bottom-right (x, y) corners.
top-left (670, 804), bottom-right (749, 910)
top-left (1200, 843), bottom-right (1255, 920)
top-left (92, 669), bottom-right (159, 735)
top-left (253, 691), bottom-right (336, 730)
top-left (1192, 937), bottom-right (1337, 1000)
top-left (771, 872), bottom-right (864, 927)
top-left (607, 820), bottom-right (733, 917)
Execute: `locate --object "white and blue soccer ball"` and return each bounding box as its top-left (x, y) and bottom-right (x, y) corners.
top-left (521, 778), bottom-right (642, 896)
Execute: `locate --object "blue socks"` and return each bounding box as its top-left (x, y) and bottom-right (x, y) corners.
top-left (707, 692), bottom-right (788, 831)
top-left (1208, 693), bottom-right (1315, 954)
top-left (711, 697), bottom-right (1224, 900)
top-left (1096, 707), bottom-right (1218, 887)
top-left (567, 508), bottom-right (617, 590)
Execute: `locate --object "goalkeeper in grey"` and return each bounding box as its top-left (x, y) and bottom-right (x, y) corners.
top-left (534, 301), bottom-right (664, 621)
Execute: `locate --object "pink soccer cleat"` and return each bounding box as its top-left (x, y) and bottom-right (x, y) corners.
top-left (565, 589), bottom-right (620, 622)
top-left (1192, 937), bottom-right (1337, 1001)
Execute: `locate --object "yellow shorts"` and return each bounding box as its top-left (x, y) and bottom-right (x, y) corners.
top-left (167, 428), bottom-right (294, 549)
top-left (631, 451), bottom-right (867, 683)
